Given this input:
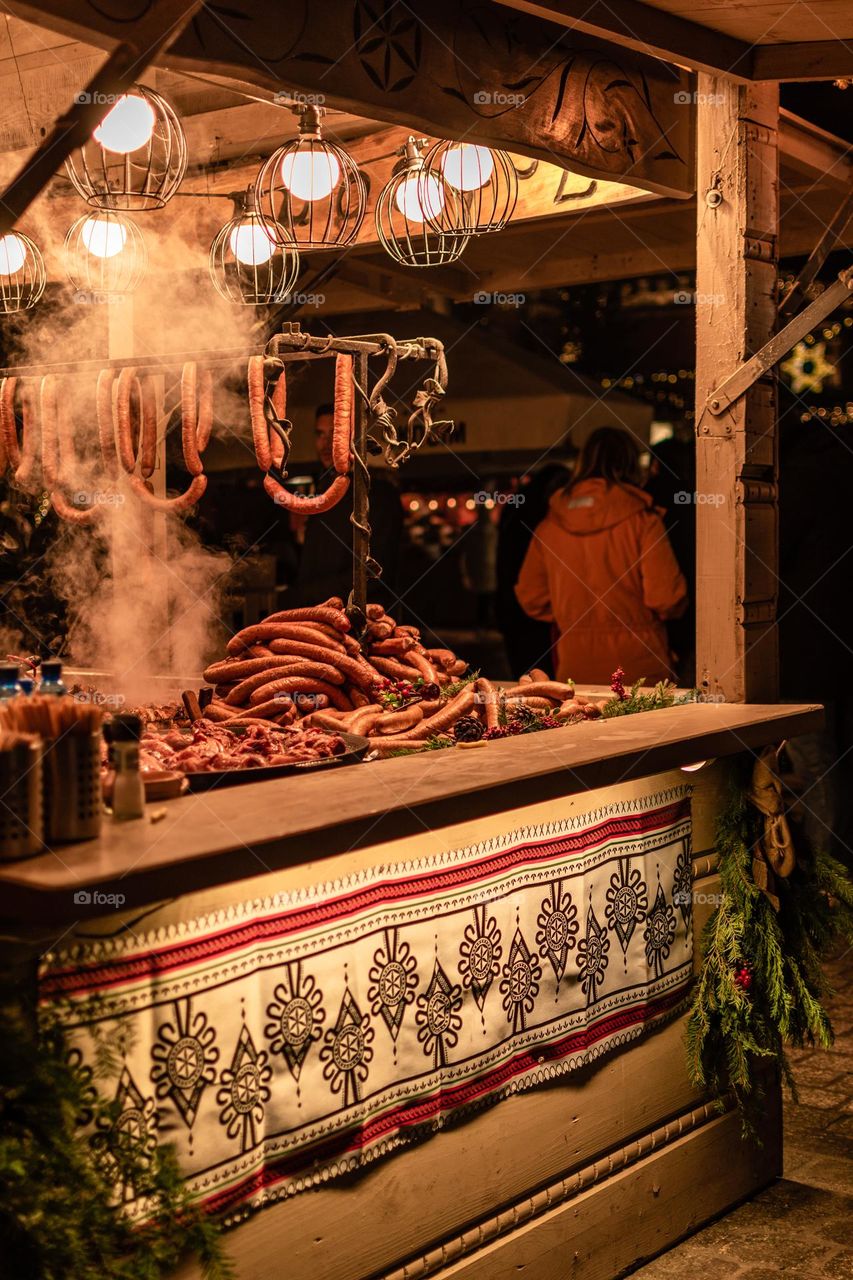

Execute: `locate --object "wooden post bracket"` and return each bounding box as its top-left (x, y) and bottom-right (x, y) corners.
top-left (705, 265), bottom-right (853, 418)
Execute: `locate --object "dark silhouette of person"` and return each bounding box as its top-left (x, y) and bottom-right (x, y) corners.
top-left (645, 428), bottom-right (696, 685)
top-left (291, 403), bottom-right (403, 608)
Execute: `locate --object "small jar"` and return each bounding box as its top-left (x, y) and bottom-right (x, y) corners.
top-left (0, 663), bottom-right (22, 701)
top-left (106, 713), bottom-right (145, 821)
top-left (39, 659), bottom-right (67, 697)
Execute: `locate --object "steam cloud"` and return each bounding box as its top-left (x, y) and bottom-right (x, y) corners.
top-left (8, 252), bottom-right (261, 703)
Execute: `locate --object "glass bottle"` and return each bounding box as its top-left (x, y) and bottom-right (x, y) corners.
top-left (39, 660), bottom-right (67, 697)
top-left (0, 663), bottom-right (22, 700)
top-left (107, 713), bottom-right (145, 820)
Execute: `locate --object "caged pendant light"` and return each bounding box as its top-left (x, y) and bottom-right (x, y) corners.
top-left (375, 137), bottom-right (469, 268)
top-left (64, 211), bottom-right (147, 298)
top-left (65, 85), bottom-right (187, 211)
top-left (255, 104), bottom-right (366, 251)
top-left (209, 188), bottom-right (300, 305)
top-left (0, 232), bottom-right (46, 312)
top-left (420, 140), bottom-right (517, 235)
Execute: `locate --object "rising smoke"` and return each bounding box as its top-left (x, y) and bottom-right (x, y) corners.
top-left (5, 243), bottom-right (261, 702)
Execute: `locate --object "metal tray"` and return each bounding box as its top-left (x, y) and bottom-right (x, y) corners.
top-left (183, 731), bottom-right (370, 792)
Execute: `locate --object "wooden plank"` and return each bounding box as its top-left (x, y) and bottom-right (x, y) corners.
top-left (694, 79), bottom-right (780, 704)
top-left (0, 701), bottom-right (821, 925)
top-left (493, 0), bottom-right (753, 80)
top-left (646, 1), bottom-right (853, 45)
top-left (11, 0), bottom-right (695, 197)
top-left (172, 1015), bottom-right (709, 1280)
top-left (173, 1075), bottom-right (780, 1280)
top-left (753, 40), bottom-right (853, 80)
top-left (422, 1103), bottom-right (781, 1279)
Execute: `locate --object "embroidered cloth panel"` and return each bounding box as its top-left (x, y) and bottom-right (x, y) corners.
top-left (39, 783), bottom-right (693, 1220)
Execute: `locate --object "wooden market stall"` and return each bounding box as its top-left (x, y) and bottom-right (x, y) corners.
top-left (0, 3), bottom-right (851, 1279)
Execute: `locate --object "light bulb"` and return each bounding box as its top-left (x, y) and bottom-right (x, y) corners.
top-left (93, 94), bottom-right (157, 155)
top-left (0, 234), bottom-right (28, 275)
top-left (395, 172), bottom-right (444, 223)
top-left (81, 215), bottom-right (127, 259)
top-left (229, 219), bottom-right (276, 266)
top-left (280, 147), bottom-right (340, 201)
top-left (441, 143), bottom-right (494, 191)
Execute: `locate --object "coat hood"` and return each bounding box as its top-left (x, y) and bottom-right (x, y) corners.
top-left (548, 478), bottom-right (656, 534)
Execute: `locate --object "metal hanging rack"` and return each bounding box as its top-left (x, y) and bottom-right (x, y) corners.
top-left (0, 322), bottom-right (452, 633)
top-left (263, 323), bottom-right (451, 631)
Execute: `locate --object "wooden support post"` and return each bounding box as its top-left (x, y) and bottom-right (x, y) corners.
top-left (695, 77), bottom-right (780, 703)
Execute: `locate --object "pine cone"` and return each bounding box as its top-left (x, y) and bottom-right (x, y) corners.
top-left (453, 716), bottom-right (484, 742)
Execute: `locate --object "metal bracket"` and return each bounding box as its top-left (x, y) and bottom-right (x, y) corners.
top-left (705, 266), bottom-right (853, 418)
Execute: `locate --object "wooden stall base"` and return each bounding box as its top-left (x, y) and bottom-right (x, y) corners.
top-left (167, 761), bottom-right (781, 1280)
top-left (173, 1014), bottom-right (780, 1280)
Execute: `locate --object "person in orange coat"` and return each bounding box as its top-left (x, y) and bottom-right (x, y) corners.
top-left (515, 427), bottom-right (688, 685)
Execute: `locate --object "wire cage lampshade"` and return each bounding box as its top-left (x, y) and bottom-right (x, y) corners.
top-left (65, 85), bottom-right (187, 211)
top-left (375, 137), bottom-right (469, 268)
top-left (209, 189), bottom-right (300, 305)
top-left (420, 140), bottom-right (518, 235)
top-left (255, 104), bottom-right (366, 251)
top-left (0, 232), bottom-right (45, 312)
top-left (64, 211), bottom-right (147, 298)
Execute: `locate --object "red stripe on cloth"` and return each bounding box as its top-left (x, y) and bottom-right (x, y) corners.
top-left (41, 798), bottom-right (689, 998)
top-left (197, 980), bottom-right (689, 1218)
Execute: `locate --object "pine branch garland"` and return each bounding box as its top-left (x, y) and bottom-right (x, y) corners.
top-left (0, 987), bottom-right (234, 1280)
top-left (686, 771), bottom-right (853, 1135)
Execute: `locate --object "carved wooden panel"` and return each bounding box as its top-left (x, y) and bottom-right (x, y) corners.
top-left (14, 0), bottom-right (695, 197)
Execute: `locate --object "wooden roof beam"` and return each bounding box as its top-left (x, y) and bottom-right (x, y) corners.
top-left (493, 0), bottom-right (853, 82)
top-left (491, 0), bottom-right (754, 80)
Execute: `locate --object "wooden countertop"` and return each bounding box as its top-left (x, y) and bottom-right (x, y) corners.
top-left (0, 700), bottom-right (821, 926)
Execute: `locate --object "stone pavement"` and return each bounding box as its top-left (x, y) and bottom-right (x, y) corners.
top-left (627, 950), bottom-right (852, 1279)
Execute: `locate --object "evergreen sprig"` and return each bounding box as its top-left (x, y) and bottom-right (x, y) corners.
top-left (0, 988), bottom-right (233, 1280)
top-left (685, 776), bottom-right (853, 1134)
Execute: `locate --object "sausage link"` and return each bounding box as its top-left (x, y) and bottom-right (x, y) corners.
top-left (97, 368), bottom-right (118, 478)
top-left (247, 355), bottom-right (271, 471)
top-left (262, 622), bottom-right (345, 651)
top-left (262, 604), bottom-right (351, 632)
top-left (263, 471), bottom-right (350, 514)
top-left (368, 655), bottom-right (423, 683)
top-left (270, 369), bottom-right (286, 467)
top-left (140, 376), bottom-right (157, 477)
top-left (529, 668), bottom-right (551, 683)
top-left (115, 366), bottom-right (140, 474)
top-left (374, 703), bottom-right (424, 735)
top-left (407, 650), bottom-right (439, 684)
top-left (1, 377), bottom-right (22, 472)
top-left (383, 688), bottom-right (476, 740)
top-left (14, 384), bottom-right (38, 490)
top-left (473, 677), bottom-right (499, 730)
top-left (0, 378), bottom-right (8, 473)
top-left (51, 490), bottom-right (99, 525)
top-left (369, 636), bottom-right (415, 655)
top-left (502, 681), bottom-right (574, 701)
top-left (248, 677), bottom-right (352, 711)
top-left (332, 354), bottom-right (353, 475)
top-left (348, 686), bottom-right (372, 708)
top-left (181, 362), bottom-right (203, 476)
top-left (202, 656), bottom-right (287, 683)
top-left (196, 368), bottom-right (213, 452)
top-left (425, 648), bottom-right (458, 670)
top-left (347, 706), bottom-right (383, 735)
top-left (227, 660), bottom-right (344, 705)
top-left (128, 473), bottom-right (207, 512)
top-left (227, 623), bottom-right (351, 657)
top-left (267, 640), bottom-right (375, 688)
